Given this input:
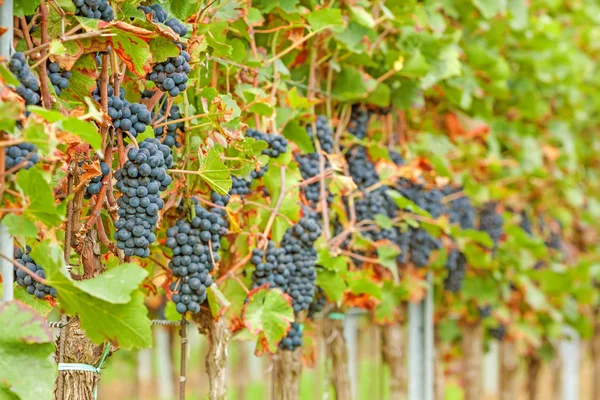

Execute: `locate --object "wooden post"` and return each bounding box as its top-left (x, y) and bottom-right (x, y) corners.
top-left (462, 323), bottom-right (483, 400)
top-left (381, 323), bottom-right (405, 399)
top-left (274, 348), bottom-right (303, 400)
top-left (323, 316), bottom-right (353, 400)
top-left (500, 341), bottom-right (519, 400)
top-left (526, 356), bottom-right (541, 400)
top-left (592, 319), bottom-right (600, 400)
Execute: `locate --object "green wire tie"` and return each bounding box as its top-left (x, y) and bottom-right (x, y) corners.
top-left (57, 343), bottom-right (111, 400)
top-left (328, 312), bottom-right (345, 320)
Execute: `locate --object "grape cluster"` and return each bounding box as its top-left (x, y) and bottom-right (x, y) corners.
top-left (14, 246), bottom-right (57, 299)
top-left (5, 143), bottom-right (39, 172)
top-left (93, 85), bottom-right (152, 139)
top-left (354, 189), bottom-right (398, 243)
top-left (9, 53), bottom-right (40, 106)
top-left (346, 145), bottom-right (380, 190)
top-left (251, 209), bottom-right (321, 313)
top-left (478, 305), bottom-right (491, 318)
top-left (443, 186), bottom-right (475, 229)
top-left (395, 180), bottom-right (444, 267)
top-left (85, 161), bottom-right (110, 198)
top-left (479, 203), bottom-right (503, 247)
top-left (138, 4), bottom-right (168, 22)
top-left (139, 3), bottom-right (188, 36)
top-left (347, 106), bottom-right (370, 139)
top-left (443, 249), bottom-right (466, 292)
top-left (390, 150), bottom-right (405, 166)
top-left (519, 211), bottom-right (532, 235)
top-left (47, 62), bottom-right (71, 96)
top-left (395, 228), bottom-right (412, 264)
top-left (246, 129), bottom-right (288, 158)
top-left (73, 0), bottom-right (114, 21)
top-left (147, 45), bottom-right (190, 97)
top-left (114, 139), bottom-right (173, 257)
top-left (296, 153), bottom-right (332, 206)
top-left (279, 322), bottom-right (303, 351)
top-left (307, 115), bottom-right (334, 154)
top-left (167, 200), bottom-right (226, 314)
top-left (308, 286), bottom-right (326, 318)
top-left (489, 325), bottom-right (506, 341)
top-left (152, 97), bottom-right (184, 148)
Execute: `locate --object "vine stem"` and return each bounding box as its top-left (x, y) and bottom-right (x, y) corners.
top-left (38, 0), bottom-right (52, 108)
top-left (261, 166), bottom-right (286, 244)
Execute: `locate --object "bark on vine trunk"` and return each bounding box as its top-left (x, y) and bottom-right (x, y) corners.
top-left (381, 323), bottom-right (405, 399)
top-left (54, 318), bottom-right (110, 400)
top-left (500, 341), bottom-right (519, 400)
top-left (274, 348), bottom-right (303, 400)
top-left (322, 317), bottom-right (352, 400)
top-left (550, 356), bottom-right (562, 400)
top-left (592, 319), bottom-right (600, 400)
top-left (194, 310), bottom-right (231, 400)
top-left (462, 323), bottom-right (483, 400)
top-left (526, 356), bottom-right (541, 400)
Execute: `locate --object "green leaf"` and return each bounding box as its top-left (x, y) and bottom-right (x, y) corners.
top-left (286, 87), bottom-right (316, 109)
top-left (0, 301), bottom-right (57, 400)
top-left (306, 8), bottom-right (343, 32)
top-left (243, 288), bottom-right (294, 353)
top-left (136, 125), bottom-right (155, 143)
top-left (59, 118), bottom-right (102, 150)
top-left (149, 36), bottom-right (181, 63)
top-left (347, 273), bottom-right (382, 299)
top-left (13, 287), bottom-right (54, 317)
top-left (316, 270), bottom-right (347, 303)
top-left (170, 0), bottom-right (200, 21)
top-left (31, 242), bottom-right (152, 350)
top-left (377, 246), bottom-right (400, 283)
top-left (349, 6), bottom-right (375, 28)
top-left (249, 101), bottom-right (274, 117)
top-left (74, 264), bottom-right (148, 304)
top-left (16, 169), bottom-right (64, 228)
top-left (0, 64), bottom-right (20, 87)
top-left (198, 147), bottom-right (232, 195)
top-left (21, 119), bottom-right (51, 155)
top-left (366, 83), bottom-right (391, 108)
top-left (282, 120), bottom-right (315, 153)
top-left (2, 214), bottom-right (38, 238)
top-left (14, 0), bottom-right (41, 16)
top-left (109, 26), bottom-right (153, 78)
top-left (332, 66), bottom-right (368, 101)
top-left (472, 0), bottom-right (506, 19)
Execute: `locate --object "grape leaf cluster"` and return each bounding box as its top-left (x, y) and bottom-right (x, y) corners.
top-left (14, 246), bottom-right (57, 299)
top-left (114, 139), bottom-right (172, 257)
top-left (167, 199), bottom-right (226, 314)
top-left (73, 0), bottom-right (114, 21)
top-left (9, 53), bottom-right (40, 106)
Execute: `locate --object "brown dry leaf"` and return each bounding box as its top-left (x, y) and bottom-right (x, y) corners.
top-left (542, 144), bottom-right (560, 162)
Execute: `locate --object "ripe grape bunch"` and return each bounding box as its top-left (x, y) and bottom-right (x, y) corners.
top-left (72, 0), bottom-right (114, 21)
top-left (9, 53), bottom-right (40, 106)
top-left (114, 139), bottom-right (173, 258)
top-left (92, 85), bottom-right (152, 139)
top-left (353, 189), bottom-right (399, 243)
top-left (47, 61), bottom-right (71, 96)
top-left (479, 203), bottom-right (504, 247)
top-left (5, 143), bottom-right (39, 172)
top-left (151, 96), bottom-right (184, 148)
top-left (444, 248), bottom-right (466, 293)
top-left (346, 145), bottom-right (380, 190)
top-left (167, 198), bottom-right (227, 314)
top-left (139, 4), bottom-right (188, 37)
top-left (347, 105), bottom-right (370, 140)
top-left (147, 44), bottom-right (191, 97)
top-left (85, 161), bottom-right (110, 198)
top-left (279, 322), bottom-right (302, 351)
top-left (14, 246), bottom-right (57, 299)
top-left (307, 115), bottom-right (334, 154)
top-left (443, 186), bottom-right (475, 229)
top-left (246, 129), bottom-right (288, 158)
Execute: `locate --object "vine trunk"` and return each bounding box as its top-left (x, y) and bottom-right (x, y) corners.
top-left (462, 323), bottom-right (483, 400)
top-left (274, 348), bottom-right (303, 400)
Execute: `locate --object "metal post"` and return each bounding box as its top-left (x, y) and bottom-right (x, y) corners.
top-left (483, 341), bottom-right (499, 396)
top-left (1, 224), bottom-right (13, 302)
top-left (0, 1), bottom-right (14, 303)
top-left (408, 273), bottom-right (434, 400)
top-left (343, 309), bottom-right (359, 399)
top-left (561, 326), bottom-right (580, 400)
